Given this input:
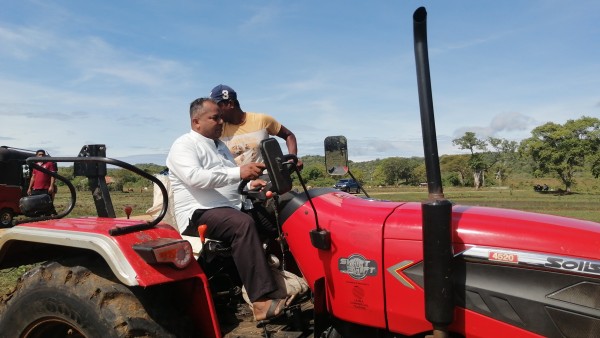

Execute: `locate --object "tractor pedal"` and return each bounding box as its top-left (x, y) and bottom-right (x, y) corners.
top-left (284, 304), bottom-right (304, 331)
top-left (256, 319), bottom-right (270, 331)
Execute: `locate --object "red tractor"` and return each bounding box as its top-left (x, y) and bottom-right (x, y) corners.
top-left (1, 7), bottom-right (599, 338)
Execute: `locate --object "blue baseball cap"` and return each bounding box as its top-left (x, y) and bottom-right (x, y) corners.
top-left (209, 84), bottom-right (237, 103)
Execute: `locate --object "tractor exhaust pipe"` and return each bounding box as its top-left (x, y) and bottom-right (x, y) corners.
top-left (413, 7), bottom-right (454, 337)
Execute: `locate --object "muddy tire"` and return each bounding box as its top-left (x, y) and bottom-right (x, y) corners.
top-left (0, 261), bottom-right (175, 338)
top-left (0, 208), bottom-right (13, 227)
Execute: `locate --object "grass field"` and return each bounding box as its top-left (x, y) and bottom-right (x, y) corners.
top-left (47, 184), bottom-right (600, 222)
top-left (366, 186), bottom-right (600, 223)
top-left (2, 185), bottom-right (599, 295)
top-left (51, 189), bottom-right (157, 219)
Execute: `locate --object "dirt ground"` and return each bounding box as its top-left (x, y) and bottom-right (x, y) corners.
top-left (217, 296), bottom-right (314, 338)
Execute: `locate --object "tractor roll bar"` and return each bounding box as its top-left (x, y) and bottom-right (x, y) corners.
top-left (27, 156), bottom-right (169, 236)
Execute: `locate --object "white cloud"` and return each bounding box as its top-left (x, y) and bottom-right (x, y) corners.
top-left (0, 27), bottom-right (54, 60)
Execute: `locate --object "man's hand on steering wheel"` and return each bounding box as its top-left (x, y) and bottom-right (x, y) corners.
top-left (249, 178), bottom-right (267, 190)
top-left (240, 162), bottom-right (265, 180)
top-left (238, 175), bottom-right (273, 201)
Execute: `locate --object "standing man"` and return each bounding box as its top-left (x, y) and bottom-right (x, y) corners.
top-left (27, 149), bottom-right (57, 200)
top-left (209, 84), bottom-right (302, 168)
top-left (27, 149), bottom-right (57, 216)
top-left (166, 98), bottom-right (287, 321)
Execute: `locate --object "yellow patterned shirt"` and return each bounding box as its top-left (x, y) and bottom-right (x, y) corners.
top-left (220, 112), bottom-right (282, 165)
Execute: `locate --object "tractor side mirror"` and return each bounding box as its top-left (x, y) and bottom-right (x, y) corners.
top-left (324, 136), bottom-right (349, 176)
top-left (260, 138), bottom-right (293, 195)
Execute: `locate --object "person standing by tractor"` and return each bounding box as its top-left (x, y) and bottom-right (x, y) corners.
top-left (166, 97), bottom-right (287, 321)
top-left (27, 149), bottom-right (57, 201)
top-left (209, 84), bottom-right (302, 169)
top-left (26, 149), bottom-right (57, 216)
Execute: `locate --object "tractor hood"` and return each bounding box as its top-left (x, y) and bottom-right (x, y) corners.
top-left (384, 202), bottom-right (600, 260)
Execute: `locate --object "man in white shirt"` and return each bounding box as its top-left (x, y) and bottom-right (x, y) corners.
top-left (166, 98), bottom-right (286, 321)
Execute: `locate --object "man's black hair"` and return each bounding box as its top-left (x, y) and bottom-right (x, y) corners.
top-left (189, 97), bottom-right (216, 118)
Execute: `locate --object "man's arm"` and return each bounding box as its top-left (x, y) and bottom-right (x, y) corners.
top-left (48, 176), bottom-right (55, 194)
top-left (48, 163), bottom-right (57, 194)
top-left (27, 171), bottom-right (35, 195)
top-left (276, 125), bottom-right (298, 155)
top-left (276, 125), bottom-right (303, 169)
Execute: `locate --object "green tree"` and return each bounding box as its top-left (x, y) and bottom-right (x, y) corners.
top-left (440, 154), bottom-right (470, 186)
top-left (452, 132), bottom-right (517, 189)
top-left (373, 157), bottom-right (419, 186)
top-left (110, 169), bottom-right (138, 190)
top-left (593, 155), bottom-right (600, 179)
top-left (519, 116), bottom-right (600, 192)
top-left (57, 166), bottom-right (74, 180)
top-left (411, 163), bottom-right (427, 186)
top-left (487, 137), bottom-right (518, 186)
top-left (304, 165), bottom-right (325, 181)
top-left (452, 132), bottom-right (488, 189)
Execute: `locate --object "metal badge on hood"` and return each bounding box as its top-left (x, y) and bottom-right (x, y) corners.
top-left (338, 254), bottom-right (378, 280)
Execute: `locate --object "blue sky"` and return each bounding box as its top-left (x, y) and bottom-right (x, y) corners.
top-left (1, 1), bottom-right (598, 164)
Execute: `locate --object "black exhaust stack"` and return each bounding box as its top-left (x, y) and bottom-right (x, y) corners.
top-left (413, 7), bottom-right (454, 338)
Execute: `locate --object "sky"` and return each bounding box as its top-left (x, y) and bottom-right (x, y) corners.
top-left (1, 0), bottom-right (599, 165)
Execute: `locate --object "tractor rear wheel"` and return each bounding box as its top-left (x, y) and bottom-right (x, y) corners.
top-left (0, 261), bottom-right (175, 338)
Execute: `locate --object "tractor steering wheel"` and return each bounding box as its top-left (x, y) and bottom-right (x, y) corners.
top-left (237, 174), bottom-right (273, 201)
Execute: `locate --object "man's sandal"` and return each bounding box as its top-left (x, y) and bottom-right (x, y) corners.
top-left (253, 298), bottom-right (287, 321)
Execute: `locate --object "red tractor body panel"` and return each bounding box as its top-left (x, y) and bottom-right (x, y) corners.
top-left (385, 202), bottom-right (600, 260)
top-left (5, 219), bottom-right (222, 338)
top-left (383, 202), bottom-right (600, 336)
top-left (283, 192), bottom-right (402, 329)
top-left (282, 190), bottom-right (600, 336)
top-left (383, 238), bottom-right (545, 337)
top-left (12, 218), bottom-right (204, 286)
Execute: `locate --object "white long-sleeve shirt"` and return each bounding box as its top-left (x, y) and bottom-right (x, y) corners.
top-left (166, 130), bottom-right (242, 232)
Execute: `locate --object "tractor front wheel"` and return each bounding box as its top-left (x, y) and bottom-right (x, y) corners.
top-left (0, 261), bottom-right (174, 338)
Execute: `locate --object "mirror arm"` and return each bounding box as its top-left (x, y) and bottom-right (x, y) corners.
top-left (292, 166), bottom-right (320, 230)
top-left (347, 170), bottom-right (370, 198)
top-left (293, 166), bottom-right (331, 251)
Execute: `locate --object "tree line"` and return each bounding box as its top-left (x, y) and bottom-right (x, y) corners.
top-left (56, 163), bottom-right (166, 192)
top-left (56, 116), bottom-right (600, 193)
top-left (301, 116), bottom-right (600, 192)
